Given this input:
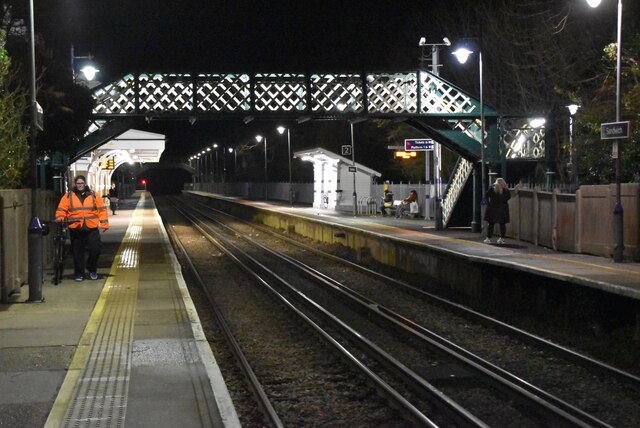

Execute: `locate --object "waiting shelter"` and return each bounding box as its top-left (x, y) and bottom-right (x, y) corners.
top-left (294, 147), bottom-right (381, 212)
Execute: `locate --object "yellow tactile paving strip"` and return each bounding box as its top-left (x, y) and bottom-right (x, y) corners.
top-left (45, 200), bottom-right (144, 428)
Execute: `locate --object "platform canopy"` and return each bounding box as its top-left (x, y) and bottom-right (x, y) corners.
top-left (94, 128), bottom-right (166, 164)
top-left (70, 128), bottom-right (166, 195)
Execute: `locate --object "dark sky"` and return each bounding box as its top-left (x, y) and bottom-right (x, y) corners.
top-left (30, 0), bottom-right (636, 165)
top-left (40, 0), bottom-right (430, 81)
top-left (31, 1), bottom-right (436, 161)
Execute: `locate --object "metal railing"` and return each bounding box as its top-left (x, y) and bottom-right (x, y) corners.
top-left (441, 158), bottom-right (473, 227)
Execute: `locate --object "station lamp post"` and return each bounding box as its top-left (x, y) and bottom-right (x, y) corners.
top-left (277, 126), bottom-right (294, 205)
top-left (195, 154), bottom-right (201, 183)
top-left (212, 144), bottom-right (219, 182)
top-left (452, 42), bottom-right (485, 233)
top-left (201, 150), bottom-right (207, 182)
top-left (71, 44), bottom-right (100, 83)
top-left (347, 117), bottom-right (367, 216)
top-left (586, 0), bottom-right (625, 262)
top-left (27, 0), bottom-right (44, 302)
top-left (255, 135), bottom-right (268, 200)
top-left (350, 122), bottom-right (357, 216)
top-left (205, 148), bottom-right (212, 181)
top-left (567, 104), bottom-right (580, 183)
top-left (228, 147), bottom-right (236, 172)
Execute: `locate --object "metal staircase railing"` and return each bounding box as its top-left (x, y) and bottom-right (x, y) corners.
top-left (442, 157), bottom-right (474, 227)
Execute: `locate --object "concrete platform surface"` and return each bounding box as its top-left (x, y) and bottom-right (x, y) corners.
top-left (0, 192), bottom-right (239, 428)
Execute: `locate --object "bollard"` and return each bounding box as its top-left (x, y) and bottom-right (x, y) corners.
top-left (27, 216), bottom-right (44, 302)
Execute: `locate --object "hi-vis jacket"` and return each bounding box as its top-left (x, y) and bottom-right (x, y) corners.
top-left (55, 189), bottom-right (109, 230)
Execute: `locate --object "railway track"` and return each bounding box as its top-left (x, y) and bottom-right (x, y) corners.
top-left (158, 195), bottom-right (640, 427)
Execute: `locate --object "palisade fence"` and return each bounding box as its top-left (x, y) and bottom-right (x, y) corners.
top-left (1, 190), bottom-right (58, 303)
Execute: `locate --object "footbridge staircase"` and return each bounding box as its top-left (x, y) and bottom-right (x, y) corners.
top-left (81, 70), bottom-right (545, 226)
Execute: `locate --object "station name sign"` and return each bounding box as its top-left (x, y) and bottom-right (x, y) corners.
top-left (404, 138), bottom-right (435, 151)
top-left (601, 121), bottom-right (630, 140)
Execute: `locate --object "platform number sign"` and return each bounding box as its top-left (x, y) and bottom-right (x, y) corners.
top-left (341, 145), bottom-right (352, 156)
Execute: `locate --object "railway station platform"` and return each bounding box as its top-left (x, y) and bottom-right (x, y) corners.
top-left (186, 191), bottom-right (640, 302)
top-left (0, 192), bottom-right (240, 428)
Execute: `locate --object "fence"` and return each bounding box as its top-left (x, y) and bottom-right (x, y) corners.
top-left (189, 180), bottom-right (439, 216)
top-left (1, 190), bottom-right (58, 303)
top-left (189, 181), bottom-right (639, 261)
top-left (508, 184), bottom-right (639, 261)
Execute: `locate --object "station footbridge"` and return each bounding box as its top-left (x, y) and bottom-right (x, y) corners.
top-left (74, 70), bottom-right (545, 226)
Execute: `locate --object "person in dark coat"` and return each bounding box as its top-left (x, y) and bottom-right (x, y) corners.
top-left (484, 178), bottom-right (510, 244)
top-left (107, 183), bottom-right (119, 215)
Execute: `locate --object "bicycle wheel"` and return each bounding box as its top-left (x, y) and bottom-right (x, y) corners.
top-left (53, 241), bottom-right (64, 285)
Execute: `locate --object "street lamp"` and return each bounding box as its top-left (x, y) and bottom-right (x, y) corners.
top-left (567, 104), bottom-right (580, 182)
top-left (452, 42), bottom-right (485, 233)
top-left (587, 0), bottom-right (624, 262)
top-left (70, 44), bottom-right (100, 83)
top-left (27, 0), bottom-right (44, 302)
top-left (205, 147), bottom-right (211, 182)
top-left (228, 147), bottom-right (236, 172)
top-left (256, 135), bottom-right (268, 200)
top-left (277, 126), bottom-right (293, 205)
top-left (350, 123), bottom-right (357, 216)
top-left (201, 150), bottom-right (207, 183)
top-left (212, 143), bottom-right (219, 182)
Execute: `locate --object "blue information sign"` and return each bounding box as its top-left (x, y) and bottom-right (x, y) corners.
top-left (404, 139), bottom-right (435, 151)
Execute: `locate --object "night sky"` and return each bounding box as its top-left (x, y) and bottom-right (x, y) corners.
top-left (31, 1), bottom-right (439, 164)
top-left (40, 0), bottom-right (429, 80)
top-left (28, 0), bottom-right (635, 179)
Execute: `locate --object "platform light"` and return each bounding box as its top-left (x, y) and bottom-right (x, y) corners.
top-left (451, 47), bottom-right (473, 64)
top-left (452, 36), bottom-right (485, 233)
top-left (256, 135), bottom-right (268, 200)
top-left (71, 44), bottom-right (100, 83)
top-left (277, 126), bottom-right (294, 205)
top-left (395, 151), bottom-right (417, 159)
top-left (528, 117), bottom-right (546, 128)
top-left (79, 65), bottom-right (99, 81)
top-left (586, 0), bottom-right (625, 262)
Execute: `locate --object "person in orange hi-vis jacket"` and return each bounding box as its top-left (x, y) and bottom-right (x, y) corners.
top-left (55, 175), bottom-right (109, 281)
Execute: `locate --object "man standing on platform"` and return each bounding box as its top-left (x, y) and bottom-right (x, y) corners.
top-left (55, 175), bottom-right (109, 281)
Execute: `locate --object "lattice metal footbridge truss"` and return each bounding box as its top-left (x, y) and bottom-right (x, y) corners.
top-left (84, 70), bottom-right (545, 225)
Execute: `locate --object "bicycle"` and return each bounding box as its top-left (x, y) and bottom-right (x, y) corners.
top-left (52, 221), bottom-right (68, 285)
